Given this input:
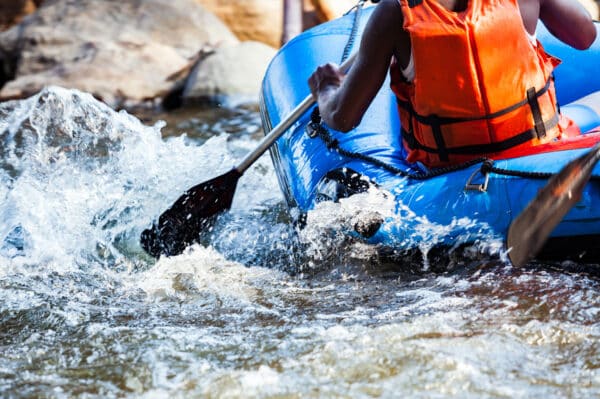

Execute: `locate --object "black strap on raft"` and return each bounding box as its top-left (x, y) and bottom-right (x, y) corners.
top-left (309, 108), bottom-right (488, 180)
top-left (308, 107), bottom-right (600, 182)
top-left (398, 78), bottom-right (557, 159)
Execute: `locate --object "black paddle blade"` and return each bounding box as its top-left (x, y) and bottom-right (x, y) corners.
top-left (507, 143), bottom-right (600, 267)
top-left (140, 168), bottom-right (242, 258)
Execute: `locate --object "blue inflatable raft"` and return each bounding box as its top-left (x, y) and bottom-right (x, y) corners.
top-left (260, 5), bottom-right (600, 261)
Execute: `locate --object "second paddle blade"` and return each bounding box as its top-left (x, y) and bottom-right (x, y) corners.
top-left (507, 143), bottom-right (600, 268)
top-left (140, 168), bottom-right (241, 258)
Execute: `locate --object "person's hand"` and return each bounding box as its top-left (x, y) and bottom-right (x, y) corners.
top-left (308, 63), bottom-right (345, 100)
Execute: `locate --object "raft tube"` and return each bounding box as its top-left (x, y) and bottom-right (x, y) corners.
top-left (260, 5), bottom-right (600, 261)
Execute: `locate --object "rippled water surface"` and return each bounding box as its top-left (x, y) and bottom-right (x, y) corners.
top-left (1, 87), bottom-right (598, 398)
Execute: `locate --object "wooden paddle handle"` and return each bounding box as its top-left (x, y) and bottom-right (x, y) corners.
top-left (235, 52), bottom-right (358, 173)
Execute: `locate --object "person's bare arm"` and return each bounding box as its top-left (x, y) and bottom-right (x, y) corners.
top-left (539, 0), bottom-right (596, 49)
top-left (308, 0), bottom-right (405, 132)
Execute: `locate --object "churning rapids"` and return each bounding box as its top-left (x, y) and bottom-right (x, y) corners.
top-left (0, 87), bottom-right (598, 398)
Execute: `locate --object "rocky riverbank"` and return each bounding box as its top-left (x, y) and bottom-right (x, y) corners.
top-left (0, 0), bottom-right (358, 114)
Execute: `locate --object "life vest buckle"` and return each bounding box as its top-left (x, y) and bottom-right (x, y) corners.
top-left (464, 167), bottom-right (489, 192)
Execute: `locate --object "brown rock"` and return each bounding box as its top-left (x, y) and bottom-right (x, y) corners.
top-left (310, 0), bottom-right (360, 22)
top-left (0, 0), bottom-right (38, 32)
top-left (197, 0), bottom-right (329, 47)
top-left (302, 0), bottom-right (322, 30)
top-left (197, 0), bottom-right (284, 48)
top-left (578, 0), bottom-right (600, 19)
top-left (0, 0), bottom-right (239, 110)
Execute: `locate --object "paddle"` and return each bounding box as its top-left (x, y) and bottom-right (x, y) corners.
top-left (140, 53), bottom-right (358, 258)
top-left (506, 142), bottom-right (600, 267)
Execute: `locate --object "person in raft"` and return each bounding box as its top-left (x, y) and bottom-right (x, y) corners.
top-left (308, 0), bottom-right (598, 168)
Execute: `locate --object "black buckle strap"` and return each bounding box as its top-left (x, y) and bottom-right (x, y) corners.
top-left (430, 115), bottom-right (449, 162)
top-left (401, 127), bottom-right (418, 149)
top-left (402, 113), bottom-right (559, 156)
top-left (397, 78), bottom-right (553, 127)
top-left (527, 86), bottom-right (547, 139)
top-left (402, 122), bottom-right (453, 156)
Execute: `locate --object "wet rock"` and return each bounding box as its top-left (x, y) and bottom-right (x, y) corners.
top-left (353, 211), bottom-right (384, 239)
top-left (0, 0), bottom-right (239, 111)
top-left (0, 225), bottom-right (31, 258)
top-left (172, 273), bottom-right (200, 294)
top-left (182, 41), bottom-right (276, 107)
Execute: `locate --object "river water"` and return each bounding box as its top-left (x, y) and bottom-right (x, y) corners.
top-left (0, 87), bottom-right (598, 398)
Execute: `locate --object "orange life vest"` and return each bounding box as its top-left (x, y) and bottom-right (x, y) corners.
top-left (390, 0), bottom-right (578, 167)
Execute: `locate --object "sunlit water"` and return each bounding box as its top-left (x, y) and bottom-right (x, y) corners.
top-left (0, 87), bottom-right (598, 398)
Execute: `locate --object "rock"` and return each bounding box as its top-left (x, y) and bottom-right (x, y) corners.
top-left (0, 0), bottom-right (39, 32)
top-left (197, 0), bottom-right (284, 48)
top-left (578, 0), bottom-right (600, 19)
top-left (302, 0), bottom-right (323, 31)
top-left (183, 41), bottom-right (276, 106)
top-left (310, 0), bottom-right (359, 22)
top-left (0, 0), bottom-right (239, 110)
top-left (353, 211), bottom-right (384, 239)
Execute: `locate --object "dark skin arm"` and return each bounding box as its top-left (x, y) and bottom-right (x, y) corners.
top-left (520, 0), bottom-right (596, 48)
top-left (307, 0), bottom-right (406, 132)
top-left (309, 0), bottom-right (596, 132)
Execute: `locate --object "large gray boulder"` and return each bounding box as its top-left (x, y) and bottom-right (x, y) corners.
top-left (0, 0), bottom-right (239, 110)
top-left (183, 41), bottom-right (276, 107)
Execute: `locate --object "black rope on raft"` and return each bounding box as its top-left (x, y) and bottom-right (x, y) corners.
top-left (308, 108), bottom-right (488, 180)
top-left (484, 162), bottom-right (600, 180)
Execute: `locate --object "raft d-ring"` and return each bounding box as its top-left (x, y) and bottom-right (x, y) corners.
top-left (464, 168), bottom-right (490, 192)
top-left (305, 121), bottom-right (320, 138)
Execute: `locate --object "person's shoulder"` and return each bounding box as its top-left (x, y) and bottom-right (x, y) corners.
top-left (370, 0), bottom-right (403, 24)
top-left (374, 0), bottom-right (403, 12)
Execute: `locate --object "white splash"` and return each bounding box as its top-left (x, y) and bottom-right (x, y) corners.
top-left (0, 86), bottom-right (282, 273)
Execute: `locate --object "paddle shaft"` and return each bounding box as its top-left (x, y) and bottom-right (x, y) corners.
top-left (236, 52), bottom-right (357, 173)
